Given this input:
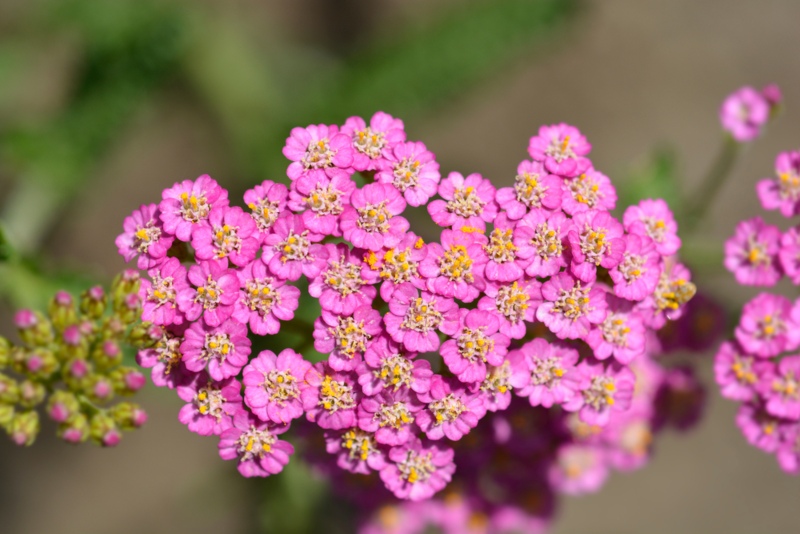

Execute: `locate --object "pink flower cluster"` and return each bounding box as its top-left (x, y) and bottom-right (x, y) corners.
top-left (118, 113), bottom-right (693, 500)
top-left (719, 146), bottom-right (800, 475)
top-left (719, 84), bottom-right (781, 142)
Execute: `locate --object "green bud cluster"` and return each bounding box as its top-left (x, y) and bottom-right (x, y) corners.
top-left (0, 270), bottom-right (154, 447)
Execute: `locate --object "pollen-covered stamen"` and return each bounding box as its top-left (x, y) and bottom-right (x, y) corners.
top-left (428, 394), bottom-right (466, 425)
top-left (456, 327), bottom-right (495, 363)
top-left (778, 170), bottom-right (800, 201)
top-left (248, 198), bottom-right (281, 231)
top-left (530, 356), bottom-right (566, 387)
top-left (133, 223), bottom-right (162, 254)
top-left (654, 275), bottom-right (697, 311)
top-left (378, 248), bottom-right (420, 285)
top-left (330, 316), bottom-right (371, 360)
top-left (324, 259), bottom-right (367, 297)
top-left (278, 230), bottom-right (311, 263)
top-left (392, 158), bottom-right (421, 192)
top-left (480, 361), bottom-right (512, 395)
top-left (485, 228), bottom-right (517, 264)
top-left (194, 385), bottom-right (227, 420)
top-left (398, 450), bottom-right (435, 484)
top-left (264, 369), bottom-right (299, 403)
top-left (319, 375), bottom-right (356, 412)
top-left (446, 186), bottom-right (486, 218)
top-left (211, 223), bottom-right (242, 259)
top-left (153, 330), bottom-right (182, 374)
top-left (546, 135), bottom-right (576, 163)
top-left (530, 222), bottom-right (563, 260)
top-left (354, 127), bottom-right (387, 159)
top-left (438, 245), bottom-right (474, 282)
top-left (514, 171), bottom-right (548, 208)
top-left (179, 192), bottom-right (211, 223)
top-left (578, 223), bottom-right (610, 265)
top-left (642, 217), bottom-right (667, 243)
top-left (375, 354), bottom-right (414, 390)
top-left (203, 332), bottom-right (234, 364)
top-left (243, 277), bottom-right (280, 317)
top-left (582, 375), bottom-right (617, 411)
top-left (357, 201), bottom-right (392, 234)
top-left (568, 173), bottom-right (601, 207)
top-left (601, 313), bottom-right (631, 347)
top-left (731, 354), bottom-right (758, 385)
top-left (195, 276), bottom-right (223, 310)
top-left (401, 297), bottom-right (443, 333)
top-left (495, 282), bottom-right (530, 324)
top-left (756, 313), bottom-right (786, 340)
top-left (771, 370), bottom-right (800, 401)
top-left (374, 401), bottom-right (415, 429)
top-left (305, 183), bottom-right (345, 216)
top-left (148, 274), bottom-right (177, 309)
top-left (552, 283), bottom-right (593, 321)
top-left (617, 252), bottom-right (646, 283)
top-left (302, 138), bottom-right (336, 169)
top-left (236, 426), bottom-right (276, 461)
top-left (341, 429), bottom-right (379, 461)
top-left (745, 235), bottom-right (772, 266)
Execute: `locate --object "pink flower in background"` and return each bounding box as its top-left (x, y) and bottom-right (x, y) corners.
top-left (159, 175), bottom-right (229, 241)
top-left (714, 341), bottom-right (766, 402)
top-left (218, 411), bottom-right (293, 478)
top-left (758, 356), bottom-right (800, 420)
top-left (428, 172), bottom-right (497, 231)
top-left (495, 160), bottom-right (563, 219)
top-left (548, 444), bottom-right (608, 495)
top-left (116, 203), bottom-right (174, 269)
top-left (341, 112), bottom-right (406, 171)
top-left (724, 217), bottom-right (782, 286)
top-left (527, 123), bottom-right (592, 178)
top-left (778, 226), bottom-right (800, 284)
top-left (283, 124), bottom-right (354, 180)
top-left (720, 86), bottom-right (770, 142)
top-left (736, 403), bottom-right (782, 453)
top-left (757, 150), bottom-right (800, 218)
top-left (377, 141), bottom-right (440, 207)
top-left (734, 293), bottom-right (796, 358)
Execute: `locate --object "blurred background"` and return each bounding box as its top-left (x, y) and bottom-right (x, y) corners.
top-left (0, 0), bottom-right (799, 532)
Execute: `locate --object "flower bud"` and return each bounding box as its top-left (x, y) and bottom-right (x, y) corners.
top-left (48, 290), bottom-right (78, 332)
top-left (127, 322), bottom-right (159, 348)
top-left (111, 269), bottom-right (141, 311)
top-left (88, 375), bottom-right (115, 403)
top-left (17, 379), bottom-right (46, 409)
top-left (90, 413), bottom-right (121, 447)
top-left (58, 413), bottom-right (90, 444)
top-left (80, 286), bottom-right (107, 319)
top-left (114, 293), bottom-right (142, 324)
top-left (91, 340), bottom-right (122, 371)
top-left (21, 348), bottom-right (59, 379)
top-left (14, 310), bottom-right (54, 346)
top-left (59, 324), bottom-right (89, 360)
top-left (8, 410), bottom-right (39, 446)
top-left (0, 373), bottom-right (19, 404)
top-left (0, 336), bottom-right (10, 369)
top-left (63, 358), bottom-right (92, 391)
top-left (110, 402), bottom-right (148, 430)
top-left (0, 403), bottom-right (14, 430)
top-left (110, 367), bottom-right (146, 395)
top-left (47, 390), bottom-right (80, 423)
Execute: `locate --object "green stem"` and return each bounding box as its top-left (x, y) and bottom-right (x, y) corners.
top-left (684, 135), bottom-right (741, 233)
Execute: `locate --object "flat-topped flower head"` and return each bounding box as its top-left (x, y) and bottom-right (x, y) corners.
top-left (313, 308), bottom-right (383, 371)
top-left (365, 232), bottom-right (427, 302)
top-left (527, 123), bottom-right (592, 178)
top-left (440, 309), bottom-right (509, 384)
top-left (136, 324), bottom-right (188, 388)
top-left (416, 376), bottom-right (486, 441)
top-left (758, 356), bottom-right (800, 420)
top-left (496, 160), bottom-right (563, 220)
top-left (302, 363), bottom-right (360, 430)
top-left (720, 86), bottom-right (770, 142)
top-left (714, 341), bottom-right (767, 402)
top-left (514, 208), bottom-right (571, 278)
top-left (384, 284), bottom-right (459, 353)
top-left (377, 141), bottom-right (440, 207)
top-left (779, 226), bottom-right (800, 284)
top-left (309, 244), bottom-right (376, 315)
top-left (734, 293), bottom-right (795, 358)
top-left (342, 112), bottom-right (406, 171)
top-left (140, 258), bottom-right (189, 326)
top-left (568, 211), bottom-right (625, 283)
top-left (483, 214), bottom-right (524, 282)
top-left (563, 361), bottom-right (636, 427)
top-left (736, 402), bottom-right (782, 453)
top-left (181, 319), bottom-right (251, 381)
top-left (288, 171), bottom-right (356, 237)
top-left (419, 229), bottom-right (487, 303)
top-left (244, 180), bottom-right (288, 236)
top-left (639, 262), bottom-right (696, 328)
top-left (160, 175), bottom-right (229, 241)
top-left (359, 336), bottom-right (433, 397)
top-left (609, 234), bottom-right (662, 301)
top-left (283, 124), bottom-right (354, 180)
top-left (478, 279), bottom-right (541, 340)
top-left (478, 361), bottom-right (514, 412)
top-left (243, 349), bottom-right (311, 424)
top-left (192, 206), bottom-right (259, 267)
top-left (178, 260), bottom-right (240, 326)
top-left (261, 213), bottom-right (326, 282)
top-left (380, 437), bottom-right (455, 501)
top-left (548, 444), bottom-right (608, 496)
top-left (508, 338), bottom-right (580, 408)
top-left (358, 388), bottom-right (423, 446)
top-left (218, 412), bottom-right (293, 478)
top-left (561, 169), bottom-right (617, 215)
top-left (623, 199), bottom-right (681, 256)
top-left (325, 428), bottom-right (386, 475)
top-left (757, 150), bottom-right (800, 218)
top-left (233, 260), bottom-right (300, 335)
top-left (724, 217), bottom-right (782, 287)
top-left (117, 203), bottom-right (174, 270)
top-left (177, 373), bottom-right (242, 436)
top-left (428, 172), bottom-right (498, 231)
top-left (585, 295), bottom-right (646, 365)
top-left (340, 183), bottom-right (409, 251)
top-left (537, 273), bottom-right (607, 340)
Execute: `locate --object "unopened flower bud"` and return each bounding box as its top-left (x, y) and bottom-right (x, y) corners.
top-left (17, 379), bottom-right (46, 409)
top-left (111, 367), bottom-right (146, 395)
top-left (47, 390), bottom-right (80, 423)
top-left (0, 403), bottom-right (14, 430)
top-left (111, 269), bottom-right (141, 311)
top-left (89, 376), bottom-right (115, 402)
top-left (110, 402), bottom-right (148, 430)
top-left (90, 413), bottom-right (121, 447)
top-left (64, 358), bottom-right (91, 383)
top-left (22, 348), bottom-right (58, 379)
top-left (91, 340), bottom-right (122, 370)
top-left (58, 413), bottom-right (90, 444)
top-left (0, 373), bottom-right (19, 404)
top-left (48, 291), bottom-right (78, 332)
top-left (80, 286), bottom-right (107, 319)
top-left (15, 310), bottom-right (53, 346)
top-left (127, 322), bottom-right (159, 348)
top-left (0, 336), bottom-right (10, 369)
top-left (8, 410), bottom-right (39, 446)
top-left (60, 324), bottom-right (89, 360)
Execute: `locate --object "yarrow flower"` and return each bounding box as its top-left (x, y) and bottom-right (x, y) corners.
top-left (719, 85), bottom-right (778, 142)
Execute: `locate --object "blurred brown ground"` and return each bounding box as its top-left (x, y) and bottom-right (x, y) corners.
top-left (1, 1), bottom-right (800, 533)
